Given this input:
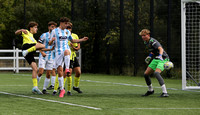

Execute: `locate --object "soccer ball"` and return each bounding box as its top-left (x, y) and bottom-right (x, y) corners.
top-left (164, 61), bottom-right (174, 70)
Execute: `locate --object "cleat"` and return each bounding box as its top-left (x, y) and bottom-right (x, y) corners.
top-left (22, 50), bottom-right (28, 57)
top-left (47, 85), bottom-right (54, 90)
top-left (142, 90), bottom-right (154, 96)
top-left (59, 89), bottom-right (65, 97)
top-left (32, 87), bottom-right (43, 95)
top-left (160, 93), bottom-right (169, 97)
top-left (65, 69), bottom-right (70, 76)
top-left (67, 91), bottom-right (72, 96)
top-left (52, 91), bottom-right (57, 96)
top-left (42, 89), bottom-right (49, 94)
top-left (73, 86), bottom-right (82, 93)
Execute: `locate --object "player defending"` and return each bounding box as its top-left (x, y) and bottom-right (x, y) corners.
top-left (63, 22), bottom-right (87, 95)
top-left (15, 21), bottom-right (45, 94)
top-left (139, 29), bottom-right (169, 97)
top-left (37, 21), bottom-right (57, 94)
top-left (49, 17), bottom-right (88, 97)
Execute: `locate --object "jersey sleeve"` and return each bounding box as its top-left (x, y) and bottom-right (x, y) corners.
top-left (38, 33), bottom-right (45, 43)
top-left (66, 29), bottom-right (73, 41)
top-left (151, 40), bottom-right (161, 49)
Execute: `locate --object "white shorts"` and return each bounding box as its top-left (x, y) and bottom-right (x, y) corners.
top-left (54, 50), bottom-right (70, 69)
top-left (38, 58), bottom-right (54, 70)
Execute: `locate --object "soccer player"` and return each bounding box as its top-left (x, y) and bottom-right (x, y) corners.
top-left (15, 21), bottom-right (45, 94)
top-left (64, 22), bottom-right (87, 95)
top-left (37, 21), bottom-right (57, 94)
top-left (139, 29), bottom-right (169, 97)
top-left (49, 17), bottom-right (88, 97)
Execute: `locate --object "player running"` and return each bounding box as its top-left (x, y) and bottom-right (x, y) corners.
top-left (139, 29), bottom-right (169, 97)
top-left (37, 21), bottom-right (57, 94)
top-left (49, 17), bottom-right (88, 97)
top-left (15, 21), bottom-right (45, 94)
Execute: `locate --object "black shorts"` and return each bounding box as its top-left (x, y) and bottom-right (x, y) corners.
top-left (22, 43), bottom-right (36, 65)
top-left (69, 57), bottom-right (80, 69)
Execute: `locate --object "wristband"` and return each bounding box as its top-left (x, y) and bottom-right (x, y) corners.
top-left (149, 53), bottom-right (153, 57)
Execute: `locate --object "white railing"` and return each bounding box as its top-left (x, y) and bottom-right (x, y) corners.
top-left (0, 48), bottom-right (81, 73)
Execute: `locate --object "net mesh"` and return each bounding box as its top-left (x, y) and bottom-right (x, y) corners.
top-left (185, 2), bottom-right (200, 87)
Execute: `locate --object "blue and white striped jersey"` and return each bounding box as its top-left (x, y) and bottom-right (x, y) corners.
top-left (38, 32), bottom-right (55, 60)
top-left (50, 27), bottom-right (73, 56)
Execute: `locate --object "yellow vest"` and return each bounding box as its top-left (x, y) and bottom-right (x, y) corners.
top-left (68, 33), bottom-right (79, 60)
top-left (22, 30), bottom-right (37, 45)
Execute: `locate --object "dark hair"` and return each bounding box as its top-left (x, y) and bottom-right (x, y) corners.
top-left (59, 17), bottom-right (70, 23)
top-left (27, 21), bottom-right (38, 30)
top-left (48, 21), bottom-right (57, 27)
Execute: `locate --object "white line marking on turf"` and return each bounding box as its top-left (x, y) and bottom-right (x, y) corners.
top-left (81, 80), bottom-right (200, 92)
top-left (0, 91), bottom-right (102, 110)
top-left (112, 108), bottom-right (200, 110)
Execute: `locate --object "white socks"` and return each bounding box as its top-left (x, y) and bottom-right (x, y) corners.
top-left (161, 84), bottom-right (167, 93)
top-left (58, 77), bottom-right (64, 90)
top-left (64, 55), bottom-right (70, 69)
top-left (51, 76), bottom-right (56, 86)
top-left (43, 78), bottom-right (50, 90)
top-left (148, 84), bottom-right (154, 91)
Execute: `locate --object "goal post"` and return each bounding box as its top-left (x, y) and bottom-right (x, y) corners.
top-left (181, 0), bottom-right (200, 90)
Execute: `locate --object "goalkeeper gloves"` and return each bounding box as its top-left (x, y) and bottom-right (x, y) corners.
top-left (145, 53), bottom-right (153, 64)
top-left (155, 54), bottom-right (163, 61)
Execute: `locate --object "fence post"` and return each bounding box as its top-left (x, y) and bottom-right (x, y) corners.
top-left (13, 46), bottom-right (16, 73)
top-left (16, 48), bottom-right (19, 73)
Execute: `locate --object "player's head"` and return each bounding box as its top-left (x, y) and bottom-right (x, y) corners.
top-left (59, 17), bottom-right (70, 30)
top-left (139, 29), bottom-right (150, 41)
top-left (66, 22), bottom-right (72, 31)
top-left (48, 21), bottom-right (57, 32)
top-left (27, 21), bottom-right (38, 34)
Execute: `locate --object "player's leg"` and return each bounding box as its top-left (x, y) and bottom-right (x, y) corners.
top-left (48, 68), bottom-right (56, 90)
top-left (64, 49), bottom-right (71, 75)
top-left (23, 46), bottom-right (42, 94)
top-left (23, 43), bottom-right (45, 56)
top-left (42, 69), bottom-right (51, 94)
top-left (37, 58), bottom-right (45, 83)
top-left (30, 62), bottom-right (43, 94)
top-left (142, 66), bottom-right (154, 96)
top-left (155, 59), bottom-right (169, 97)
top-left (73, 58), bottom-right (82, 93)
top-left (57, 65), bottom-right (65, 97)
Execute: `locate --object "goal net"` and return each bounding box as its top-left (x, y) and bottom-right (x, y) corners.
top-left (181, 0), bottom-right (200, 90)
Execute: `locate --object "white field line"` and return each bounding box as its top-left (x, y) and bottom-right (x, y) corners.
top-left (112, 108), bottom-right (200, 110)
top-left (11, 74), bottom-right (200, 92)
top-left (81, 80), bottom-right (200, 92)
top-left (0, 91), bottom-right (102, 110)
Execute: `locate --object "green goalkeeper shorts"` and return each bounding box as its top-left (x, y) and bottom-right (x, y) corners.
top-left (148, 58), bottom-right (169, 71)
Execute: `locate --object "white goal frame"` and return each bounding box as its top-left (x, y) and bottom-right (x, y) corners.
top-left (181, 0), bottom-right (200, 90)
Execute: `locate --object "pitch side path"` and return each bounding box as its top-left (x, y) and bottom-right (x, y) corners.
top-left (0, 73), bottom-right (200, 115)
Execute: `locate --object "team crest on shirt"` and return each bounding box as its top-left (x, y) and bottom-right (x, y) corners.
top-left (66, 32), bottom-right (68, 35)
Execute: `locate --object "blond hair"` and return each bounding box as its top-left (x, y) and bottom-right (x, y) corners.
top-left (139, 29), bottom-right (150, 36)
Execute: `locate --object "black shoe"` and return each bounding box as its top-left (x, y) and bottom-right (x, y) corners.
top-left (42, 89), bottom-right (49, 94)
top-left (160, 93), bottom-right (169, 97)
top-left (52, 91), bottom-right (57, 96)
top-left (67, 91), bottom-right (72, 96)
top-left (47, 85), bottom-right (54, 90)
top-left (142, 90), bottom-right (154, 96)
top-left (73, 86), bottom-right (83, 93)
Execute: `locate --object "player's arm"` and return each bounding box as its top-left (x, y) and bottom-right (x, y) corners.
top-left (70, 42), bottom-right (80, 51)
top-left (156, 46), bottom-right (164, 61)
top-left (71, 37), bottom-right (88, 43)
top-left (15, 29), bottom-right (27, 35)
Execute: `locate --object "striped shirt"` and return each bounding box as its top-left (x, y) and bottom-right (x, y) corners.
top-left (50, 27), bottom-right (73, 56)
top-left (38, 32), bottom-right (55, 60)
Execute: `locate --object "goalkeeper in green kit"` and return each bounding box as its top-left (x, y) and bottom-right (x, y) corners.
top-left (139, 29), bottom-right (169, 97)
